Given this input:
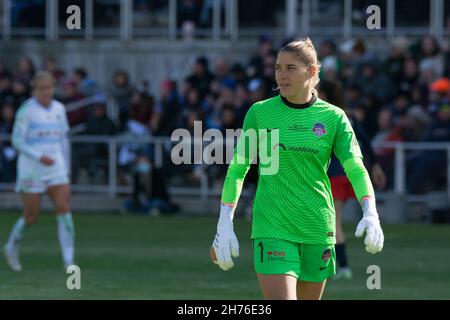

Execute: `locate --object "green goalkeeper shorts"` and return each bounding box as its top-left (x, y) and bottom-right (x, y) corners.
top-left (253, 238), bottom-right (336, 283)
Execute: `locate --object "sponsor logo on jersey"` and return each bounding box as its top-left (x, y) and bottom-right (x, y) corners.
top-left (288, 124), bottom-right (308, 132)
top-left (321, 248), bottom-right (331, 263)
top-left (312, 122), bottom-right (326, 137)
top-left (268, 251), bottom-right (285, 257)
top-left (272, 143), bottom-right (286, 151)
top-left (272, 142), bottom-right (318, 154)
top-left (287, 146), bottom-right (319, 154)
top-left (23, 180), bottom-right (34, 188)
top-left (268, 251), bottom-right (286, 261)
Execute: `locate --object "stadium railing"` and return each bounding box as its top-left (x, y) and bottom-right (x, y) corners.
top-left (0, 134), bottom-right (449, 202)
top-left (1, 0), bottom-right (447, 41)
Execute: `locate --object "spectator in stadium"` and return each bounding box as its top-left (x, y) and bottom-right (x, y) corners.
top-left (321, 57), bottom-right (340, 83)
top-left (129, 80), bottom-right (181, 214)
top-left (0, 61), bottom-right (12, 83)
top-left (398, 57), bottom-right (420, 96)
top-left (107, 70), bottom-right (134, 131)
top-left (0, 103), bottom-right (15, 134)
top-left (118, 111), bottom-right (153, 210)
top-left (319, 39), bottom-right (341, 82)
top-left (261, 52), bottom-right (278, 98)
top-left (130, 89), bottom-right (154, 128)
top-left (229, 62), bottom-right (248, 84)
top-left (178, 0), bottom-right (202, 32)
top-left (58, 79), bottom-right (84, 104)
top-left (372, 108), bottom-right (404, 189)
top-left (444, 43), bottom-right (450, 78)
top-left (342, 84), bottom-right (362, 110)
top-left (419, 59), bottom-right (440, 91)
top-left (233, 82), bottom-right (252, 124)
top-left (383, 38), bottom-right (408, 85)
top-left (247, 78), bottom-right (266, 105)
top-left (85, 102), bottom-right (117, 136)
top-left (71, 103), bottom-right (116, 184)
top-left (211, 38), bottom-right (384, 300)
top-left (248, 34), bottom-right (276, 79)
top-left (151, 79), bottom-right (182, 137)
top-left (407, 102), bottom-right (450, 194)
top-left (120, 111), bottom-right (178, 215)
top-left (73, 67), bottom-right (100, 96)
top-left (344, 38), bottom-right (374, 73)
top-left (0, 73), bottom-right (13, 107)
top-left (358, 94), bottom-right (382, 138)
top-left (409, 84), bottom-right (428, 110)
top-left (413, 35), bottom-right (445, 79)
top-left (125, 151), bottom-right (180, 215)
top-left (390, 93), bottom-right (411, 124)
top-left (0, 103), bottom-right (17, 182)
top-left (58, 79), bottom-right (87, 127)
top-left (15, 57), bottom-right (36, 83)
top-left (356, 60), bottom-right (396, 104)
top-left (212, 78), bottom-right (237, 120)
top-left (181, 86), bottom-right (207, 124)
top-left (317, 78), bottom-right (342, 107)
top-left (427, 77), bottom-right (450, 115)
top-left (10, 77), bottom-right (31, 108)
top-left (213, 57), bottom-right (230, 82)
top-left (185, 56), bottom-right (214, 101)
top-left (43, 57), bottom-right (66, 86)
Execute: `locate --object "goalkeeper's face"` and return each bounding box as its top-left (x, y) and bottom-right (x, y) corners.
top-left (275, 52), bottom-right (315, 99)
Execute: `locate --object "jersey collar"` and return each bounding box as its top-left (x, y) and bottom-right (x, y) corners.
top-left (280, 94), bottom-right (317, 109)
top-left (33, 97), bottom-right (54, 111)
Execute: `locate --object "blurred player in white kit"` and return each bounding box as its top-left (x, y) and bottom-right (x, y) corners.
top-left (4, 71), bottom-right (75, 271)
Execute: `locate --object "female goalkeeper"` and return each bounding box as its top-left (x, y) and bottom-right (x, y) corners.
top-left (4, 71), bottom-right (75, 271)
top-left (210, 38), bottom-right (384, 300)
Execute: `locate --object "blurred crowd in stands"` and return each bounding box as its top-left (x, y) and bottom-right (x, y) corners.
top-left (7, 0), bottom-right (280, 30)
top-left (1, 35), bottom-right (450, 213)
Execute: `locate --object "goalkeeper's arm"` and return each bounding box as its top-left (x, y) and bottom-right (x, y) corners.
top-left (211, 106), bottom-right (258, 270)
top-left (342, 157), bottom-right (384, 254)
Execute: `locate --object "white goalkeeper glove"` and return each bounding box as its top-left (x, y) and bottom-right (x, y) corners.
top-left (211, 204), bottom-right (239, 271)
top-left (355, 197), bottom-right (384, 254)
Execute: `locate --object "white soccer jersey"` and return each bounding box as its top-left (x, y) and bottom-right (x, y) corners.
top-left (12, 97), bottom-right (70, 181)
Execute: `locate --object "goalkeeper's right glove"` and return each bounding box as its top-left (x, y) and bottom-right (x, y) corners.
top-left (211, 204), bottom-right (239, 271)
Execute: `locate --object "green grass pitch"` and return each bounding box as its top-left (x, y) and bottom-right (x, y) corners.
top-left (0, 211), bottom-right (449, 299)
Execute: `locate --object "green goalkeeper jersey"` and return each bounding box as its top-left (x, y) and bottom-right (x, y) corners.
top-left (221, 94), bottom-right (366, 244)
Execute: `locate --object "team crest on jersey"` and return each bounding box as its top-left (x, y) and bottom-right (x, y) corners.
top-left (312, 122), bottom-right (326, 137)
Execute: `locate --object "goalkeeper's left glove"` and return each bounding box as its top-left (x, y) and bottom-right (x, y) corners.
top-left (355, 197), bottom-right (384, 254)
